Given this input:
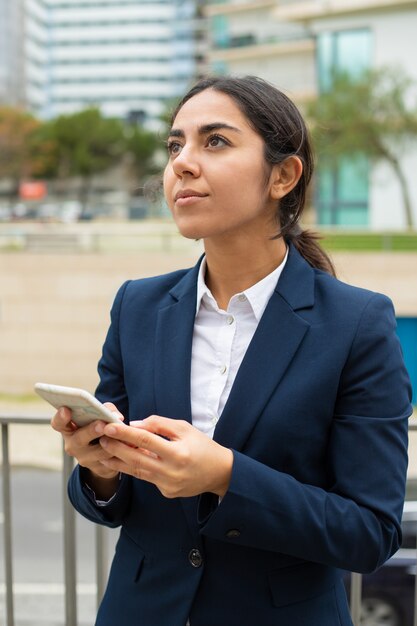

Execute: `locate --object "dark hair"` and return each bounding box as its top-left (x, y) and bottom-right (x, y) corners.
top-left (171, 75), bottom-right (335, 276)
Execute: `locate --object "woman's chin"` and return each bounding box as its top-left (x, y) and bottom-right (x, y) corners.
top-left (173, 218), bottom-right (211, 241)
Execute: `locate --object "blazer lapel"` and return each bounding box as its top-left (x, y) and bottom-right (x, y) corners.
top-left (213, 245), bottom-right (315, 451)
top-left (154, 261), bottom-right (202, 423)
top-left (154, 260), bottom-right (202, 537)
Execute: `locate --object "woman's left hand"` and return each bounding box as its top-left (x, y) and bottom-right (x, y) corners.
top-left (98, 416), bottom-right (233, 498)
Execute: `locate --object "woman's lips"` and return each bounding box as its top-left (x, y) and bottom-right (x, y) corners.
top-left (174, 190), bottom-right (208, 206)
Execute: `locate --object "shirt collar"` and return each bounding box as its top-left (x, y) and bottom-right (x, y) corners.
top-left (195, 248), bottom-right (288, 322)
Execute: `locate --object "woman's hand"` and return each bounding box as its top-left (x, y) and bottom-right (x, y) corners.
top-left (51, 403), bottom-right (124, 498)
top-left (98, 416), bottom-right (234, 499)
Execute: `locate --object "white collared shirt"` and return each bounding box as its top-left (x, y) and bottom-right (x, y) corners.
top-left (190, 250), bottom-right (288, 438)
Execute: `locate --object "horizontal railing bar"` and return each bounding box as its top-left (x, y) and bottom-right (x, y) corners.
top-left (0, 415), bottom-right (52, 425)
top-left (1, 413), bottom-right (415, 426)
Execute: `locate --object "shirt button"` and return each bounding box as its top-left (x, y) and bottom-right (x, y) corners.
top-left (226, 529), bottom-right (241, 539)
top-left (238, 294), bottom-right (246, 302)
top-left (188, 548), bottom-right (203, 568)
top-left (219, 364), bottom-right (227, 375)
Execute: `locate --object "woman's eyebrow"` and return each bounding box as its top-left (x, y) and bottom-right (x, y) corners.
top-left (168, 122), bottom-right (242, 138)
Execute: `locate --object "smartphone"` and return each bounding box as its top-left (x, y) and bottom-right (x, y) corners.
top-left (34, 382), bottom-right (121, 427)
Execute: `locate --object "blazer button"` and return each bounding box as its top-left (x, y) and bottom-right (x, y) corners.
top-left (226, 529), bottom-right (241, 539)
top-left (188, 548), bottom-right (203, 568)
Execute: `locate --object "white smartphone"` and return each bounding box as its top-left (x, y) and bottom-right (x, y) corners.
top-left (34, 382), bottom-right (120, 427)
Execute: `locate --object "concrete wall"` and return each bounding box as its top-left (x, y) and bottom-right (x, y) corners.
top-left (1, 247), bottom-right (416, 395)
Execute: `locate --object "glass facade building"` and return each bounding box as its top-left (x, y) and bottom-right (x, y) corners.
top-left (1, 0), bottom-right (199, 127)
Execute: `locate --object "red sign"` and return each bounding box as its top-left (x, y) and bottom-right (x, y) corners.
top-left (19, 181), bottom-right (47, 200)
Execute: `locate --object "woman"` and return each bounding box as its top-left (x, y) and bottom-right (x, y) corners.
top-left (52, 76), bottom-right (412, 626)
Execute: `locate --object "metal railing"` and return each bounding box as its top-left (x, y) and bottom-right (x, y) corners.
top-left (0, 415), bottom-right (108, 626)
top-left (1, 414), bottom-right (416, 626)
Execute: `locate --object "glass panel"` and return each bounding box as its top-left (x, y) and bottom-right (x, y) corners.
top-left (317, 32), bottom-right (333, 93)
top-left (317, 155), bottom-right (368, 226)
top-left (396, 318), bottom-right (417, 405)
top-left (338, 155), bottom-right (369, 203)
top-left (317, 29), bottom-right (371, 91)
top-left (337, 30), bottom-right (371, 78)
top-left (211, 15), bottom-right (229, 49)
top-left (336, 206), bottom-right (368, 227)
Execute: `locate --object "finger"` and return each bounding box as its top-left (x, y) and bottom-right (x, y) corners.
top-left (51, 407), bottom-right (77, 434)
top-left (103, 402), bottom-right (125, 421)
top-left (67, 420), bottom-right (108, 449)
top-left (100, 448), bottom-right (159, 482)
top-left (138, 415), bottom-right (190, 440)
top-left (102, 422), bottom-right (171, 457)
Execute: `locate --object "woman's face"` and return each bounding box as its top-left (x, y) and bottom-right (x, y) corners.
top-left (163, 89), bottom-right (279, 243)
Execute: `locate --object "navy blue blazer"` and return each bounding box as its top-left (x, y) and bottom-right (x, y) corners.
top-left (68, 244), bottom-right (412, 626)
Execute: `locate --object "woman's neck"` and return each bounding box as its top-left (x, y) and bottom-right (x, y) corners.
top-left (203, 236), bottom-right (287, 311)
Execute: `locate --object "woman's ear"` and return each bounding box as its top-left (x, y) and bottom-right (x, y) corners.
top-left (270, 156), bottom-right (303, 200)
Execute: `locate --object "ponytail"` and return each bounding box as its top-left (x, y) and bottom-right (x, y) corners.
top-left (285, 225), bottom-right (336, 277)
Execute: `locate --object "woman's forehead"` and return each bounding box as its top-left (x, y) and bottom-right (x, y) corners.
top-left (171, 89), bottom-right (251, 132)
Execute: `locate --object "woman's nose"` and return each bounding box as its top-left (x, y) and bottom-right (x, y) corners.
top-left (171, 145), bottom-right (201, 178)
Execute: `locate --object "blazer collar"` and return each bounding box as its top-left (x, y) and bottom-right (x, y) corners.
top-left (274, 242), bottom-right (315, 311)
top-left (169, 244), bottom-right (315, 310)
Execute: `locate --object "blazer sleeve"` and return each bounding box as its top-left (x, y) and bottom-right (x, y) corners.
top-left (67, 281), bottom-right (133, 527)
top-left (198, 293), bottom-right (412, 574)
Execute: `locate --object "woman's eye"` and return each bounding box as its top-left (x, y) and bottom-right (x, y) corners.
top-left (167, 141), bottom-right (182, 156)
top-left (207, 135), bottom-right (228, 148)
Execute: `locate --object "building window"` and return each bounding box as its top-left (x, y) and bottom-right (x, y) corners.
top-left (316, 29), bottom-right (371, 226)
top-left (316, 154), bottom-right (369, 227)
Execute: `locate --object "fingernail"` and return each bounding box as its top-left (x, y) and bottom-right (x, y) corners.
top-left (95, 422), bottom-right (104, 434)
top-left (100, 437), bottom-right (108, 448)
top-left (105, 425), bottom-right (117, 436)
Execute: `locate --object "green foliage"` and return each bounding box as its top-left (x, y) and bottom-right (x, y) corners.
top-left (36, 108), bottom-right (125, 180)
top-left (0, 104), bottom-right (164, 207)
top-left (125, 125), bottom-right (161, 179)
top-left (0, 107), bottom-right (44, 183)
top-left (308, 68), bottom-right (417, 158)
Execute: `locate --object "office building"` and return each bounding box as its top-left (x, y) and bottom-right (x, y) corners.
top-left (46, 0), bottom-right (198, 126)
top-left (0, 0), bottom-right (200, 128)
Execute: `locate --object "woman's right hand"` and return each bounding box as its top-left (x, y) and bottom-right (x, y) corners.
top-left (51, 404), bottom-right (122, 498)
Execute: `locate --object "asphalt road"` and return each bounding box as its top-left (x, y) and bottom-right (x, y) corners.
top-left (0, 468), bottom-right (118, 626)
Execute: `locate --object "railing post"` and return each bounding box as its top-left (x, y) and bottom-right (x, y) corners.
top-left (1, 423), bottom-right (15, 626)
top-left (414, 531), bottom-right (417, 626)
top-left (95, 524), bottom-right (108, 609)
top-left (350, 572), bottom-right (362, 626)
top-left (62, 448), bottom-right (77, 626)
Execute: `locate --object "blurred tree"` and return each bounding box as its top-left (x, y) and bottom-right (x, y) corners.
top-left (307, 68), bottom-right (417, 229)
top-left (124, 124), bottom-right (160, 183)
top-left (37, 108), bottom-right (125, 214)
top-left (0, 107), bottom-right (51, 199)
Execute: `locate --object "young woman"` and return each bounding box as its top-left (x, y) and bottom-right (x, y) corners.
top-left (52, 76), bottom-right (412, 626)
